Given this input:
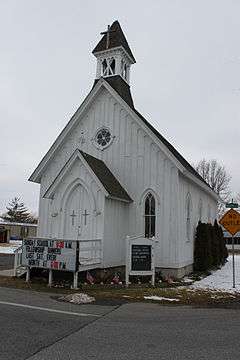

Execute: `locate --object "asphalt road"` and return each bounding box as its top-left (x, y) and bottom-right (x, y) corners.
top-left (1, 287), bottom-right (240, 360)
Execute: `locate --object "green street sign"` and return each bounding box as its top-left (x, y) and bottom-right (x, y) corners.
top-left (226, 202), bottom-right (239, 209)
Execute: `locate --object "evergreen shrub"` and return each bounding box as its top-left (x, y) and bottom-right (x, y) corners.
top-left (194, 220), bottom-right (228, 272)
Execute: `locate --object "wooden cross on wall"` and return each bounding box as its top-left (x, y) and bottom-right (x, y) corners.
top-left (82, 209), bottom-right (90, 225)
top-left (100, 25), bottom-right (116, 49)
top-left (70, 210), bottom-right (77, 226)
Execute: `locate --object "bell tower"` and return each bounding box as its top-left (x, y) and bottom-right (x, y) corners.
top-left (92, 21), bottom-right (136, 84)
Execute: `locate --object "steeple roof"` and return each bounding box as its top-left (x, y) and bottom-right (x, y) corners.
top-left (92, 21), bottom-right (136, 63)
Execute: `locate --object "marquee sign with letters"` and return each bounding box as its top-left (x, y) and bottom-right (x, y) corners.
top-left (22, 238), bottom-right (77, 272)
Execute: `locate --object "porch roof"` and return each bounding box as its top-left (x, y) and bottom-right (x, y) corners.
top-left (43, 149), bottom-right (132, 203)
top-left (79, 151), bottom-right (132, 203)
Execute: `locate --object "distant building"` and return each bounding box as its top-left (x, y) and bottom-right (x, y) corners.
top-left (0, 221), bottom-right (37, 243)
top-left (224, 230), bottom-right (240, 250)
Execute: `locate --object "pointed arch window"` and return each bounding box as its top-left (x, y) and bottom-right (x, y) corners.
top-left (102, 59), bottom-right (107, 76)
top-left (121, 59), bottom-right (127, 80)
top-left (198, 198), bottom-right (203, 221)
top-left (144, 193), bottom-right (156, 238)
top-left (101, 57), bottom-right (115, 77)
top-left (208, 204), bottom-right (211, 223)
top-left (186, 193), bottom-right (192, 241)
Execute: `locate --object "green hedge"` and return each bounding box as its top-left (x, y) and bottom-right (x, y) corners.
top-left (194, 220), bottom-right (228, 272)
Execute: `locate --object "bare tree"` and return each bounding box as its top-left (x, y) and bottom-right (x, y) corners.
top-left (194, 159), bottom-right (232, 217)
top-left (236, 193), bottom-right (240, 204)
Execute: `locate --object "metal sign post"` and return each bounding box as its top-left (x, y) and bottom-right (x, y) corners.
top-left (219, 207), bottom-right (240, 289)
top-left (232, 235), bottom-right (235, 288)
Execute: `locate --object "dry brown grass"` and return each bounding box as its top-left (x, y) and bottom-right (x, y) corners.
top-left (0, 275), bottom-right (239, 306)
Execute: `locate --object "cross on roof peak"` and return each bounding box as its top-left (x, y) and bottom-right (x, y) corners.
top-left (100, 24), bottom-right (116, 50)
top-left (93, 21), bottom-right (136, 63)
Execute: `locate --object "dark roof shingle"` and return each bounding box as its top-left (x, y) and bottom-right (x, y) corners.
top-left (93, 75), bottom-right (134, 108)
top-left (92, 21), bottom-right (136, 63)
top-left (80, 150), bottom-right (132, 202)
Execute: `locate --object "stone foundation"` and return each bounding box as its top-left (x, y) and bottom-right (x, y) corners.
top-left (86, 263), bottom-right (193, 282)
top-left (157, 264), bottom-right (193, 279)
top-left (93, 266), bottom-right (125, 282)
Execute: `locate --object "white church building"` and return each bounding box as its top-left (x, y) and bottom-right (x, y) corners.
top-left (29, 21), bottom-right (218, 277)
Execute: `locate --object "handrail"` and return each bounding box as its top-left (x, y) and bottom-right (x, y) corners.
top-left (18, 237), bottom-right (103, 271)
top-left (78, 239), bottom-right (101, 243)
top-left (126, 234), bottom-right (145, 240)
top-left (13, 245), bottom-right (22, 254)
top-left (24, 237), bottom-right (101, 243)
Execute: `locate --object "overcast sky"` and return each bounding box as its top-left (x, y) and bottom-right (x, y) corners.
top-left (0, 0), bottom-right (239, 214)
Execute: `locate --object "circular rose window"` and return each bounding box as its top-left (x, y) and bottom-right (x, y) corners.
top-left (94, 127), bottom-right (112, 149)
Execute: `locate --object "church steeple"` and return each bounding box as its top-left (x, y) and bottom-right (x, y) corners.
top-left (92, 21), bottom-right (135, 84)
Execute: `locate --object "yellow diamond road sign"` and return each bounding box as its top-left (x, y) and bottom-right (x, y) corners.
top-left (219, 209), bottom-right (240, 236)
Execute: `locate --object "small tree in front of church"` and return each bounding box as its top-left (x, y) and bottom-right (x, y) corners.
top-left (0, 197), bottom-right (36, 223)
top-left (216, 221), bottom-right (228, 265)
top-left (194, 221), bottom-right (212, 271)
top-left (211, 220), bottom-right (219, 267)
top-left (194, 220), bottom-right (228, 272)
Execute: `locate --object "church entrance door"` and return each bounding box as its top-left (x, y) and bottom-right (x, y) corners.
top-left (64, 184), bottom-right (91, 240)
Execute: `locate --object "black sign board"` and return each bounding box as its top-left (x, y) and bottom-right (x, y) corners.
top-left (131, 245), bottom-right (151, 271)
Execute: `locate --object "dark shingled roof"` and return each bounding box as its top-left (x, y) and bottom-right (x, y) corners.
top-left (93, 75), bottom-right (134, 108)
top-left (94, 75), bottom-right (211, 189)
top-left (80, 150), bottom-right (132, 202)
top-left (92, 20), bottom-right (136, 63)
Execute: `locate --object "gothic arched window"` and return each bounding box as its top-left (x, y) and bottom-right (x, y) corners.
top-left (198, 198), bottom-right (203, 221)
top-left (144, 193), bottom-right (156, 238)
top-left (110, 58), bottom-right (115, 74)
top-left (208, 204), bottom-right (211, 223)
top-left (121, 59), bottom-right (127, 80)
top-left (102, 59), bottom-right (107, 76)
top-left (186, 193), bottom-right (192, 241)
top-left (101, 57), bottom-right (115, 77)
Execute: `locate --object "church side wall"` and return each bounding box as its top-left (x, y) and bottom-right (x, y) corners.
top-left (102, 198), bottom-right (129, 268)
top-left (178, 173), bottom-right (217, 267)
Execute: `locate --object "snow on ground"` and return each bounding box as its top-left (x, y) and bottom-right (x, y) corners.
top-left (144, 296), bottom-right (180, 302)
top-left (0, 241), bottom-right (22, 254)
top-left (59, 293), bottom-right (95, 304)
top-left (191, 255), bottom-right (240, 293)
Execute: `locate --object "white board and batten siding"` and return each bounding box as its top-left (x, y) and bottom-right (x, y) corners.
top-left (178, 173), bottom-right (218, 268)
top-left (103, 198), bottom-right (129, 268)
top-left (36, 86), bottom-right (217, 273)
top-left (38, 89), bottom-right (174, 265)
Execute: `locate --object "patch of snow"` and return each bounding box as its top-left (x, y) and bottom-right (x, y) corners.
top-left (191, 255), bottom-right (240, 293)
top-left (9, 240), bottom-right (22, 246)
top-left (182, 278), bottom-right (193, 284)
top-left (144, 296), bottom-right (180, 302)
top-left (0, 247), bottom-right (16, 254)
top-left (59, 293), bottom-right (95, 304)
top-left (0, 241), bottom-right (22, 254)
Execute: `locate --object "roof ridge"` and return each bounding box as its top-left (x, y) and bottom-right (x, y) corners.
top-left (98, 77), bottom-right (212, 191)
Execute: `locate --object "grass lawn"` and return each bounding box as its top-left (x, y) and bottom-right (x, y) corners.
top-left (0, 275), bottom-right (240, 307)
